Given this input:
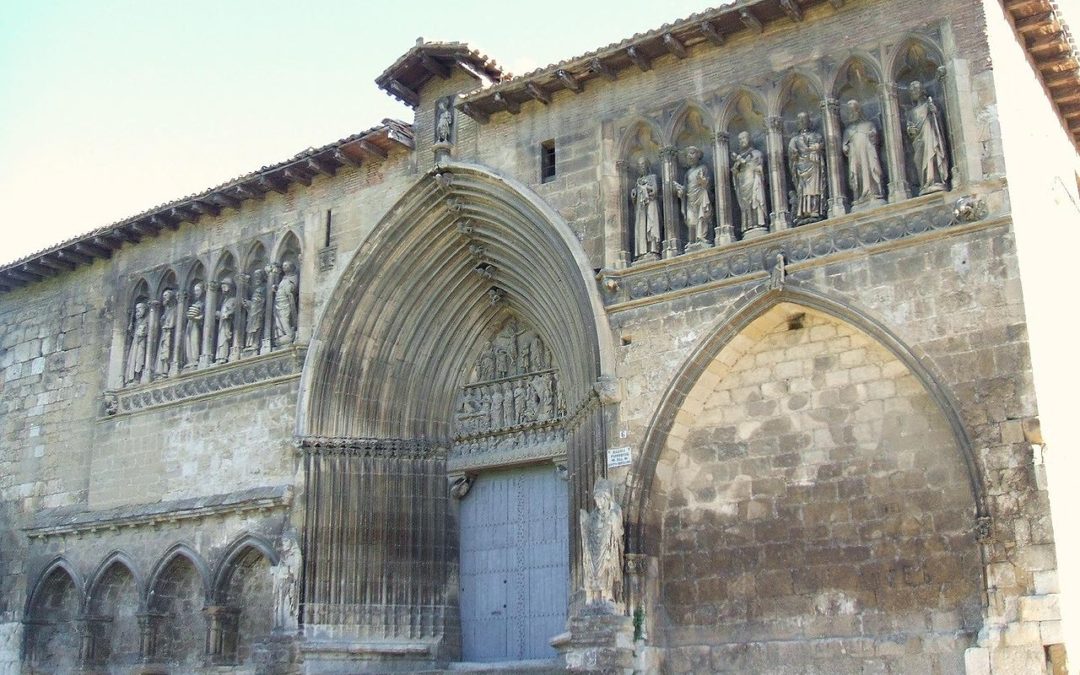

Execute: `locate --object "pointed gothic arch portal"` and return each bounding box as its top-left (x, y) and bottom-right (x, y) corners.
top-left (298, 162), bottom-right (614, 663)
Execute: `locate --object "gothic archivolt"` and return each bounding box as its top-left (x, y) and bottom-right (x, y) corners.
top-left (118, 231), bottom-right (301, 389)
top-left (616, 36), bottom-right (953, 265)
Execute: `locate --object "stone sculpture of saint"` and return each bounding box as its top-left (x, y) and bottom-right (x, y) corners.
top-left (906, 80), bottom-right (949, 195)
top-left (731, 131), bottom-right (768, 233)
top-left (842, 100), bottom-right (885, 207)
top-left (156, 289), bottom-right (176, 377)
top-left (184, 282), bottom-right (205, 368)
top-left (243, 268), bottom-right (266, 351)
top-left (673, 146), bottom-right (713, 245)
top-left (273, 261), bottom-right (298, 345)
top-left (490, 385), bottom-right (504, 429)
top-left (630, 157), bottom-right (661, 261)
top-left (436, 98), bottom-right (453, 144)
top-left (787, 112), bottom-right (825, 224)
top-left (215, 278), bottom-right (236, 363)
top-left (579, 478), bottom-right (624, 607)
top-left (513, 380), bottom-right (528, 423)
top-left (126, 302), bottom-right (149, 384)
top-left (537, 374), bottom-right (554, 420)
top-left (501, 382), bottom-right (514, 427)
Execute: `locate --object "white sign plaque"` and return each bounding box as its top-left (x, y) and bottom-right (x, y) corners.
top-left (607, 446), bottom-right (632, 468)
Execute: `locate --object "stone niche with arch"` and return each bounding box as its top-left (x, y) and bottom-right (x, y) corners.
top-left (109, 229), bottom-right (304, 399)
top-left (21, 534), bottom-right (282, 672)
top-left (612, 31), bottom-right (956, 267)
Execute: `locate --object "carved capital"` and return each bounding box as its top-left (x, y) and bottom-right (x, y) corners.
top-left (878, 82), bottom-right (899, 99)
top-left (434, 170), bottom-right (453, 191)
top-left (456, 219), bottom-right (474, 236)
top-left (624, 553), bottom-right (649, 576)
top-left (936, 65), bottom-right (948, 82)
top-left (766, 116), bottom-right (784, 132)
top-left (149, 300), bottom-right (162, 311)
top-left (660, 145), bottom-right (679, 160)
top-left (488, 287), bottom-right (505, 305)
top-left (713, 130), bottom-right (730, 144)
top-left (207, 280), bottom-right (221, 292)
top-left (615, 159), bottom-right (627, 171)
top-left (821, 97), bottom-right (840, 112)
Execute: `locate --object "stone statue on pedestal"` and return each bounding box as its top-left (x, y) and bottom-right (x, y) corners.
top-left (156, 289), bottom-right (176, 377)
top-left (673, 146), bottom-right (713, 245)
top-left (842, 100), bottom-right (885, 208)
top-left (215, 278), bottom-right (235, 363)
top-left (906, 80), bottom-right (949, 195)
top-left (243, 268), bottom-right (266, 351)
top-left (125, 302), bottom-right (148, 384)
top-left (580, 478), bottom-right (624, 607)
top-left (787, 113), bottom-right (825, 224)
top-left (273, 261), bottom-right (298, 345)
top-left (731, 131), bottom-right (768, 234)
top-left (631, 157), bottom-right (661, 261)
top-left (184, 282), bottom-right (205, 367)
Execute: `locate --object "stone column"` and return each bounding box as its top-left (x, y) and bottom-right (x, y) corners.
top-left (136, 611), bottom-right (164, 664)
top-left (204, 605), bottom-right (239, 665)
top-left (262, 264), bottom-right (277, 354)
top-left (615, 160), bottom-right (631, 268)
top-left (142, 300), bottom-right (160, 384)
top-left (171, 290), bottom-right (186, 377)
top-left (821, 98), bottom-right (848, 219)
top-left (76, 615), bottom-right (102, 667)
top-left (765, 116), bottom-right (790, 231)
top-left (879, 82), bottom-right (910, 203)
top-left (660, 146), bottom-right (680, 258)
top-left (231, 275), bottom-right (245, 362)
top-left (200, 281), bottom-right (219, 368)
top-left (712, 131), bottom-right (735, 245)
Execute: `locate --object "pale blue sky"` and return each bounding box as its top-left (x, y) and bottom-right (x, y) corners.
top-left (0, 0), bottom-right (711, 262)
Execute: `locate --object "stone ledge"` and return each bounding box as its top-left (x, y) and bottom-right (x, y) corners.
top-left (598, 191), bottom-right (1002, 311)
top-left (24, 485), bottom-right (291, 539)
top-left (104, 346), bottom-right (306, 417)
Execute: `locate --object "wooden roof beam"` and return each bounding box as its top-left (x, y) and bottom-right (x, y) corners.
top-left (188, 200), bottom-right (220, 218)
top-left (590, 58), bottom-right (617, 82)
top-left (108, 227), bottom-right (141, 245)
top-left (129, 221), bottom-right (161, 237)
top-left (627, 46), bottom-right (652, 72)
top-left (740, 9), bottom-right (764, 32)
top-left (233, 183), bottom-right (264, 200)
top-left (386, 127), bottom-right (414, 149)
top-left (152, 214), bottom-right (180, 231)
top-left (461, 102), bottom-right (490, 124)
top-left (526, 82), bottom-right (551, 105)
top-left (58, 249), bottom-right (94, 266)
top-left (357, 140), bottom-right (388, 160)
top-left (557, 69), bottom-right (582, 93)
top-left (166, 208), bottom-right (194, 225)
top-left (493, 92), bottom-right (520, 114)
top-left (93, 235), bottom-right (125, 251)
top-left (420, 52), bottom-right (451, 79)
top-left (1015, 11), bottom-right (1056, 34)
top-left (780, 0), bottom-right (803, 22)
top-left (306, 157), bottom-right (337, 176)
top-left (333, 148), bottom-right (362, 168)
top-left (282, 167), bottom-right (313, 186)
top-left (663, 34), bottom-right (688, 59)
top-left (389, 79), bottom-right (420, 107)
top-left (4, 268), bottom-right (38, 283)
top-left (699, 21), bottom-right (725, 46)
top-left (0, 277), bottom-right (15, 292)
top-left (22, 262), bottom-right (56, 278)
top-left (258, 175), bottom-right (288, 195)
top-left (73, 241), bottom-right (111, 259)
top-left (37, 254), bottom-right (75, 271)
top-left (208, 192), bottom-right (241, 209)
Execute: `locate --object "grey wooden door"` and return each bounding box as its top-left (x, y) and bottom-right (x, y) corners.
top-left (459, 464), bottom-right (569, 662)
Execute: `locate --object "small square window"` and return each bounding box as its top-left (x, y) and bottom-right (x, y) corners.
top-left (540, 140), bottom-right (556, 183)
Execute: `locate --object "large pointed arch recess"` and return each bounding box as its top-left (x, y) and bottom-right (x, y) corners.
top-left (300, 162), bottom-right (613, 441)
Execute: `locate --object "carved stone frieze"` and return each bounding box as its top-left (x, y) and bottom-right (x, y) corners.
top-left (601, 197), bottom-right (972, 307)
top-left (297, 436), bottom-right (445, 460)
top-left (105, 347), bottom-right (305, 416)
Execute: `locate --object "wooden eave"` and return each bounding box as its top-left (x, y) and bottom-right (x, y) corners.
top-left (1002, 0), bottom-right (1080, 147)
top-left (375, 41), bottom-right (506, 108)
top-left (0, 120), bottom-right (414, 294)
top-left (457, 0), bottom-right (840, 122)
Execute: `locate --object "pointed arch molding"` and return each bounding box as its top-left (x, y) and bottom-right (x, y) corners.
top-left (623, 286), bottom-right (987, 554)
top-left (298, 161), bottom-right (616, 441)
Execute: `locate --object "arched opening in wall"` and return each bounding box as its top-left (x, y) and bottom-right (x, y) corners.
top-left (892, 38), bottom-right (953, 195)
top-left (299, 164), bottom-right (612, 665)
top-left (271, 231), bottom-right (301, 350)
top-left (620, 121), bottom-right (663, 264)
top-left (649, 303), bottom-right (982, 672)
top-left (124, 278), bottom-right (151, 386)
top-left (24, 562), bottom-right (81, 674)
top-left (833, 57), bottom-right (888, 211)
top-left (87, 557), bottom-right (140, 668)
top-left (671, 105), bottom-right (716, 250)
top-left (778, 74), bottom-right (826, 225)
top-left (148, 552), bottom-right (207, 669)
top-left (723, 91), bottom-right (769, 240)
top-left (216, 544), bottom-right (275, 665)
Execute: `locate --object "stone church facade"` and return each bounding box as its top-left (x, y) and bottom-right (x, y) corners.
top-left (1, 0), bottom-right (1076, 672)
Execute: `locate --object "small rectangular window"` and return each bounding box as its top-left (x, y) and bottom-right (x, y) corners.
top-left (324, 209), bottom-right (332, 247)
top-left (540, 140), bottom-right (556, 183)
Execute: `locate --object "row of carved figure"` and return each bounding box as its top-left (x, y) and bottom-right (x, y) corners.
top-left (125, 260), bottom-right (298, 386)
top-left (455, 371), bottom-right (564, 436)
top-left (628, 78), bottom-right (951, 262)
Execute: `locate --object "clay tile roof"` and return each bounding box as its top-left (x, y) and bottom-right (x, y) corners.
top-left (375, 40), bottom-right (506, 108)
top-left (0, 120), bottom-right (413, 292)
top-left (1001, 0), bottom-right (1080, 147)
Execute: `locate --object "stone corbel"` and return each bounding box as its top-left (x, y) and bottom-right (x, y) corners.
top-left (594, 374), bottom-right (621, 405)
top-left (765, 116), bottom-right (790, 231)
top-left (448, 472), bottom-right (475, 499)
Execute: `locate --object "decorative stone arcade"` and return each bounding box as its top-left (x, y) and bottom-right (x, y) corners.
top-left (297, 163), bottom-right (616, 668)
